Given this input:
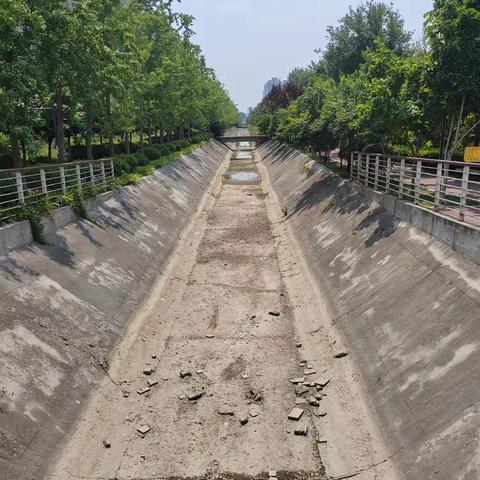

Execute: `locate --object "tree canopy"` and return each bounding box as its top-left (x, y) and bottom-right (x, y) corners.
top-left (249, 0), bottom-right (480, 163)
top-left (0, 0), bottom-right (238, 168)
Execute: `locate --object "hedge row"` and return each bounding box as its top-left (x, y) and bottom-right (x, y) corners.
top-left (113, 133), bottom-right (211, 176)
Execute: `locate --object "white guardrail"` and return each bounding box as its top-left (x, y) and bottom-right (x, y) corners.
top-left (0, 158), bottom-right (115, 221)
top-left (351, 152), bottom-right (480, 226)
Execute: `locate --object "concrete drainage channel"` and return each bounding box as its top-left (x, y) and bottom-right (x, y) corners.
top-left (2, 136), bottom-right (479, 480)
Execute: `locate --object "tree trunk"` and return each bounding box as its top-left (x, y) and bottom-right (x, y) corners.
top-left (148, 124), bottom-right (153, 144)
top-left (106, 94), bottom-right (114, 157)
top-left (447, 95), bottom-right (466, 161)
top-left (9, 129), bottom-right (22, 168)
top-left (56, 91), bottom-right (66, 163)
top-left (124, 132), bottom-right (130, 154)
top-left (48, 138), bottom-right (53, 162)
top-left (85, 102), bottom-right (93, 160)
top-left (21, 141), bottom-right (27, 165)
top-left (160, 126), bottom-right (164, 144)
top-left (139, 127), bottom-right (144, 153)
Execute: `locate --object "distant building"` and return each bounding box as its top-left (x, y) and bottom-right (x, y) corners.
top-left (263, 78), bottom-right (283, 98)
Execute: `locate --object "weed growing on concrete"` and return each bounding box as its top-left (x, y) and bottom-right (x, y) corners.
top-left (282, 207), bottom-right (288, 217)
top-left (303, 163), bottom-right (315, 178)
top-left (321, 198), bottom-right (335, 214)
top-left (15, 204), bottom-right (46, 244)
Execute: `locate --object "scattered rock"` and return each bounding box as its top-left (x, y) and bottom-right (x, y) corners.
top-left (178, 394), bottom-right (186, 400)
top-left (288, 407), bottom-right (304, 421)
top-left (296, 343), bottom-right (302, 348)
top-left (103, 438), bottom-right (111, 448)
top-left (315, 410), bottom-right (327, 417)
top-left (269, 471), bottom-right (277, 478)
top-left (295, 386), bottom-right (310, 396)
top-left (317, 378), bottom-right (330, 388)
top-left (268, 311), bottom-right (280, 317)
top-left (123, 391), bottom-right (130, 398)
top-left (196, 369), bottom-right (204, 375)
top-left (299, 361), bottom-right (307, 367)
top-left (295, 398), bottom-right (307, 406)
top-left (294, 424), bottom-right (309, 436)
top-left (205, 334), bottom-right (215, 338)
top-left (249, 405), bottom-right (261, 417)
top-left (147, 379), bottom-right (158, 387)
top-left (239, 416), bottom-right (249, 425)
top-left (240, 373), bottom-right (250, 380)
top-left (180, 371), bottom-right (192, 378)
top-left (309, 396), bottom-right (320, 407)
top-left (334, 352), bottom-right (348, 359)
top-left (137, 387), bottom-right (150, 395)
top-left (151, 354), bottom-right (157, 359)
top-left (136, 425), bottom-right (151, 435)
top-left (187, 390), bottom-right (204, 401)
top-left (304, 368), bottom-right (316, 376)
top-left (316, 437), bottom-right (328, 444)
top-left (290, 377), bottom-right (305, 384)
top-left (218, 406), bottom-right (235, 416)
top-left (143, 367), bottom-right (154, 376)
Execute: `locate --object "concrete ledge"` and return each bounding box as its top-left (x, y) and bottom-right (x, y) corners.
top-left (355, 184), bottom-right (480, 265)
top-left (0, 221), bottom-right (32, 257)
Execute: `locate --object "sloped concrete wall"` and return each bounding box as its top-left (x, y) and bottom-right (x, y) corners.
top-left (0, 141), bottom-right (229, 480)
top-left (259, 141), bottom-right (480, 480)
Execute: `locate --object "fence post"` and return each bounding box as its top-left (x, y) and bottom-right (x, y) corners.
top-left (399, 158), bottom-right (405, 199)
top-left (15, 172), bottom-right (24, 204)
top-left (357, 154), bottom-right (361, 181)
top-left (89, 163), bottom-right (95, 186)
top-left (110, 159), bottom-right (115, 180)
top-left (365, 154), bottom-right (370, 186)
top-left (350, 153), bottom-right (354, 179)
top-left (59, 166), bottom-right (67, 193)
top-left (386, 157), bottom-right (391, 194)
top-left (76, 164), bottom-right (82, 189)
top-left (100, 161), bottom-right (106, 190)
top-left (414, 160), bottom-right (422, 204)
top-left (374, 155), bottom-right (380, 190)
top-left (40, 169), bottom-right (47, 194)
top-left (434, 162), bottom-right (442, 209)
top-left (459, 165), bottom-right (470, 222)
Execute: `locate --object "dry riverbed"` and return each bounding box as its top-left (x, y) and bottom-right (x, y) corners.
top-left (47, 145), bottom-right (402, 480)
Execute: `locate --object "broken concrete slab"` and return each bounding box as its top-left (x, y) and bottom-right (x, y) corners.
top-left (288, 407), bottom-right (304, 421)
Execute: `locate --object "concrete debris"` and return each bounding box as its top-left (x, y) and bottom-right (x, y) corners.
top-left (240, 373), bottom-right (250, 380)
top-left (316, 437), bottom-right (328, 444)
top-left (295, 386), bottom-right (310, 396)
top-left (334, 352), bottom-right (348, 359)
top-left (196, 369), bottom-right (204, 374)
top-left (299, 361), bottom-right (307, 367)
top-left (102, 438), bottom-right (111, 448)
top-left (143, 367), bottom-right (154, 376)
top-left (315, 410), bottom-right (327, 417)
top-left (294, 424), bottom-right (309, 436)
top-left (187, 390), bottom-right (204, 401)
top-left (205, 334), bottom-right (215, 338)
top-left (317, 378), bottom-right (330, 388)
top-left (290, 377), bottom-right (305, 384)
top-left (137, 387), bottom-right (150, 395)
top-left (147, 379), bottom-right (158, 387)
top-left (136, 425), bottom-right (151, 435)
top-left (239, 415), bottom-right (249, 425)
top-left (249, 405), bottom-right (261, 417)
top-left (180, 371), bottom-right (192, 378)
top-left (268, 311), bottom-right (280, 317)
top-left (123, 391), bottom-right (130, 398)
top-left (178, 394), bottom-right (186, 400)
top-left (269, 470), bottom-right (277, 478)
top-left (304, 369), bottom-right (316, 375)
top-left (218, 406), bottom-right (235, 416)
top-left (295, 398), bottom-right (307, 406)
top-left (296, 343), bottom-right (302, 348)
top-left (288, 407), bottom-right (304, 421)
top-left (151, 354), bottom-right (157, 359)
top-left (309, 396), bottom-right (320, 407)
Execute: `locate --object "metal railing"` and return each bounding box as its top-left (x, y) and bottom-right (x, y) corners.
top-left (351, 152), bottom-right (480, 226)
top-left (0, 158), bottom-right (115, 221)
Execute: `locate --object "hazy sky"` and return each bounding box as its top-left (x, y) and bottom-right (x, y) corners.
top-left (180, 0), bottom-right (434, 112)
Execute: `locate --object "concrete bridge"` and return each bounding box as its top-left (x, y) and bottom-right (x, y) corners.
top-left (216, 135), bottom-right (269, 147)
